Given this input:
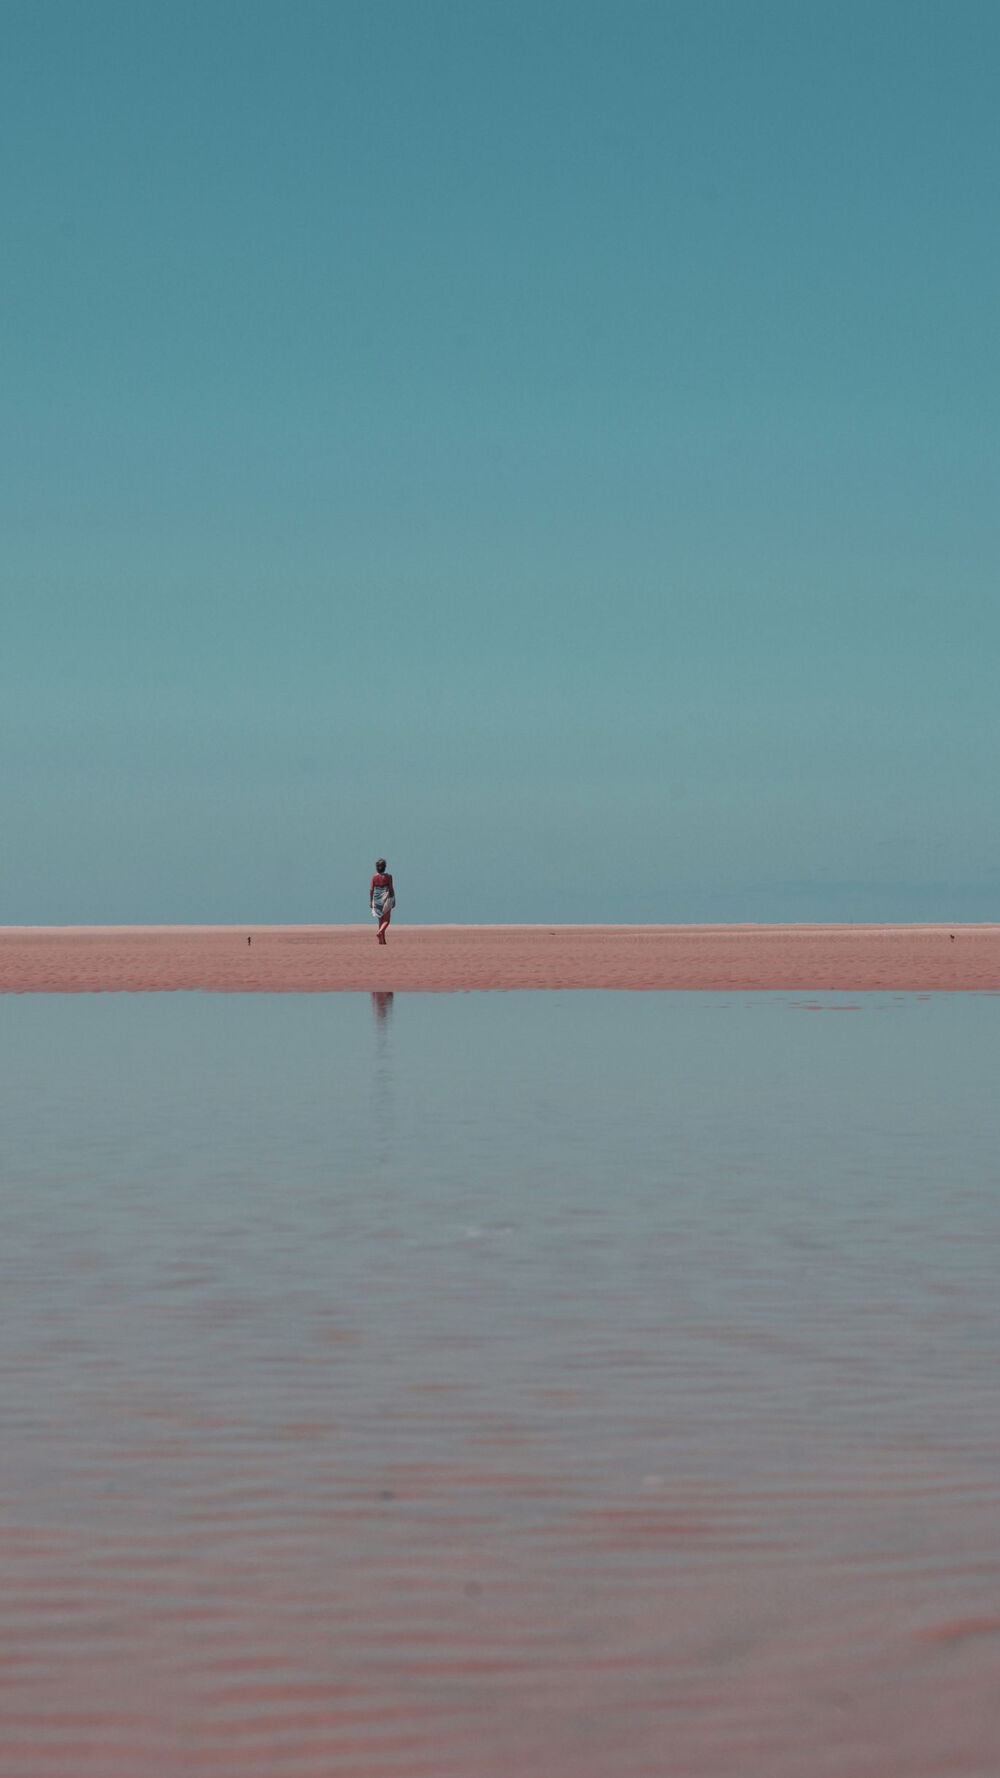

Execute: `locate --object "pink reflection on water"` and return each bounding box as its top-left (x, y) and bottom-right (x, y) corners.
top-left (3, 1461), bottom-right (1000, 1776)
top-left (2, 992), bottom-right (999, 1774)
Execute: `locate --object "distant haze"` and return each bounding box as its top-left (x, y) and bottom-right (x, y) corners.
top-left (4, 2), bottom-right (998, 924)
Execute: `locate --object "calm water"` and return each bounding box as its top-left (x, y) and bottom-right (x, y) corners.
top-left (1, 991), bottom-right (999, 1777)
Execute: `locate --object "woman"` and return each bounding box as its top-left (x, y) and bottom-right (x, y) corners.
top-left (369, 858), bottom-right (396, 945)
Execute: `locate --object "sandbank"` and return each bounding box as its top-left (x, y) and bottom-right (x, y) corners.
top-left (1, 924), bottom-right (998, 993)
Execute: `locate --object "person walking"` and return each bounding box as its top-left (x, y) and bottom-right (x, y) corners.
top-left (370, 859), bottom-right (396, 944)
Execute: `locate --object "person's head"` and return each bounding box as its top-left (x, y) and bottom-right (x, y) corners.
top-left (375, 858), bottom-right (386, 872)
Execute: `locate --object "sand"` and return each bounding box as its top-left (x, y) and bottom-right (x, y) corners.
top-left (1, 923), bottom-right (998, 992)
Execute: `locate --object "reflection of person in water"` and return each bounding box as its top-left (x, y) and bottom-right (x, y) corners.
top-left (369, 858), bottom-right (395, 945)
top-left (371, 990), bottom-right (394, 1028)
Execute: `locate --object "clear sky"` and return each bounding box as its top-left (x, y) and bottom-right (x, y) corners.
top-left (4, 0), bottom-right (998, 923)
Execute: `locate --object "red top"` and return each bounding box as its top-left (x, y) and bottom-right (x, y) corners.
top-left (370, 872), bottom-right (394, 896)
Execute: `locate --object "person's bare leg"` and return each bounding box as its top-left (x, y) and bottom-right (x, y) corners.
top-left (377, 906), bottom-right (391, 943)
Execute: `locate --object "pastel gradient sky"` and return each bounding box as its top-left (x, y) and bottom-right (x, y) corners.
top-left (4, 1), bottom-right (998, 923)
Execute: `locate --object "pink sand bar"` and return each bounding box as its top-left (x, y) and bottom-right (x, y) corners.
top-left (2, 924), bottom-right (999, 993)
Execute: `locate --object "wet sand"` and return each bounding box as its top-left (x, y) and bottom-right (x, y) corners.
top-left (1, 922), bottom-right (999, 993)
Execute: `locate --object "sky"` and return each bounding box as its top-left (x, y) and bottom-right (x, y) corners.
top-left (3, 0), bottom-right (998, 924)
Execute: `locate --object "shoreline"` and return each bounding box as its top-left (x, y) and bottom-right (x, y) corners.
top-left (2, 923), bottom-right (999, 993)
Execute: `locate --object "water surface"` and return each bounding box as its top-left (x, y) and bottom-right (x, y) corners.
top-left (1, 992), bottom-right (999, 1776)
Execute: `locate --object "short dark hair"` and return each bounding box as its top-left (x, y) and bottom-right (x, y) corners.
top-left (375, 858), bottom-right (386, 871)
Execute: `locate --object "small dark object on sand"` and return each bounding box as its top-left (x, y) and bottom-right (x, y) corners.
top-left (248, 935), bottom-right (252, 946)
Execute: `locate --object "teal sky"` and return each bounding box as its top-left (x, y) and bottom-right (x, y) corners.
top-left (4, 1), bottom-right (998, 923)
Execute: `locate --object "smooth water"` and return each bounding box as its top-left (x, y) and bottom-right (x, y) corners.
top-left (1, 992), bottom-right (999, 1776)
